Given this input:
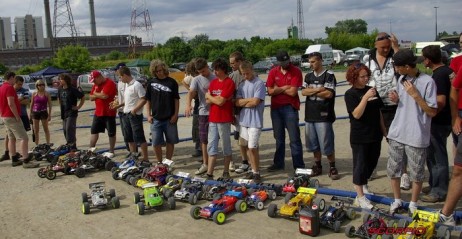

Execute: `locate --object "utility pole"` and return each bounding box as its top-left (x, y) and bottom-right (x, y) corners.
top-left (297, 0), bottom-right (305, 39)
top-left (434, 6), bottom-right (439, 40)
top-left (129, 0), bottom-right (153, 58)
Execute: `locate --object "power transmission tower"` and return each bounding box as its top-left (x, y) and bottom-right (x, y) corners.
top-left (53, 0), bottom-right (77, 48)
top-left (129, 0), bottom-right (153, 57)
top-left (297, 0), bottom-right (305, 39)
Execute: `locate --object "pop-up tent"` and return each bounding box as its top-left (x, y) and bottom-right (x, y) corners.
top-left (29, 66), bottom-right (69, 77)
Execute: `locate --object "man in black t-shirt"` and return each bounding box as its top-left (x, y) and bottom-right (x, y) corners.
top-left (145, 60), bottom-right (180, 163)
top-left (421, 45), bottom-right (455, 203)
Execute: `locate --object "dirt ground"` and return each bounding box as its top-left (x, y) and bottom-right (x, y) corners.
top-left (0, 72), bottom-right (461, 239)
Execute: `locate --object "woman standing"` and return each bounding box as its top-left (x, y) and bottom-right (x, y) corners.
top-left (57, 73), bottom-right (85, 148)
top-left (30, 79), bottom-right (52, 145)
top-left (344, 63), bottom-right (386, 209)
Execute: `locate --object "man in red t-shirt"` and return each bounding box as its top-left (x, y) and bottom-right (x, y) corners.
top-left (89, 70), bottom-right (118, 156)
top-left (0, 72), bottom-right (38, 168)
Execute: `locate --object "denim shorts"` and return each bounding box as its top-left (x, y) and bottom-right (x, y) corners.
top-left (304, 122), bottom-right (335, 155)
top-left (122, 114), bottom-right (146, 144)
top-left (150, 119), bottom-right (179, 146)
top-left (207, 122), bottom-right (232, 156)
top-left (387, 139), bottom-right (426, 182)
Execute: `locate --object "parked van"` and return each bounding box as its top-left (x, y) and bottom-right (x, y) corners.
top-left (414, 41), bottom-right (446, 56)
top-left (332, 49), bottom-right (346, 65)
top-left (301, 44), bottom-right (334, 69)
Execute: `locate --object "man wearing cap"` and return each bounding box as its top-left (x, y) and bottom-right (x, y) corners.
top-left (266, 50), bottom-right (304, 171)
top-left (301, 52), bottom-right (339, 180)
top-left (386, 49), bottom-right (437, 215)
top-left (89, 70), bottom-right (118, 156)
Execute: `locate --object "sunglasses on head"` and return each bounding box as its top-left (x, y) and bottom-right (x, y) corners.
top-left (37, 84), bottom-right (45, 86)
top-left (376, 34), bottom-right (391, 42)
top-left (354, 62), bottom-right (363, 69)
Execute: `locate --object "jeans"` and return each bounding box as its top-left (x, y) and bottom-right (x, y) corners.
top-left (426, 124), bottom-right (451, 198)
top-left (62, 116), bottom-right (77, 145)
top-left (270, 105), bottom-right (304, 169)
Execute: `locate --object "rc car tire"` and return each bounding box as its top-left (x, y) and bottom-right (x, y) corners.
top-left (188, 193), bottom-right (198, 205)
top-left (112, 171), bottom-right (119, 180)
top-left (111, 197), bottom-right (120, 209)
top-left (190, 206), bottom-right (201, 219)
top-left (255, 199), bottom-right (264, 211)
top-left (268, 190), bottom-right (277, 200)
top-left (212, 210), bottom-right (226, 225)
top-left (137, 202), bottom-right (145, 215)
top-left (109, 189), bottom-right (116, 198)
top-left (346, 208), bottom-right (356, 220)
top-left (82, 202), bottom-right (90, 214)
top-left (345, 225), bottom-right (355, 238)
top-left (125, 175), bottom-right (132, 184)
top-left (167, 197), bottom-right (176, 210)
top-left (309, 178), bottom-right (320, 188)
top-left (75, 168), bottom-right (85, 178)
top-left (436, 225), bottom-right (450, 239)
top-left (163, 189), bottom-right (172, 198)
top-left (46, 170), bottom-right (56, 180)
top-left (267, 204), bottom-right (277, 218)
top-left (105, 161), bottom-right (115, 171)
top-left (333, 220), bottom-right (341, 233)
top-left (235, 200), bottom-right (247, 213)
top-left (37, 168), bottom-right (46, 178)
top-left (313, 198), bottom-right (326, 212)
top-left (133, 192), bottom-right (141, 204)
top-left (81, 192), bottom-right (88, 203)
top-left (165, 175), bottom-right (174, 183)
top-left (284, 193), bottom-right (293, 203)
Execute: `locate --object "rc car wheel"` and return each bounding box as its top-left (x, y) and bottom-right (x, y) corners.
top-left (82, 202), bottom-right (90, 214)
top-left (105, 161), bottom-right (115, 171)
top-left (46, 170), bottom-right (56, 180)
top-left (163, 189), bottom-right (172, 198)
top-left (235, 200), bottom-right (247, 213)
top-left (125, 175), bottom-right (132, 184)
top-left (165, 175), bottom-right (174, 183)
top-left (111, 196), bottom-right (120, 209)
top-left (111, 167), bottom-right (117, 173)
top-left (362, 213), bottom-right (372, 224)
top-left (63, 165), bottom-right (72, 175)
top-left (112, 171), bottom-right (119, 180)
top-left (212, 210), bottom-right (226, 225)
top-left (267, 204), bottom-right (278, 218)
top-left (188, 193), bottom-right (198, 205)
top-left (133, 192), bottom-right (141, 204)
top-left (268, 190), bottom-right (277, 200)
top-left (309, 178), bottom-right (320, 188)
top-left (397, 219), bottom-right (408, 228)
top-left (255, 199), bottom-right (264, 211)
top-left (81, 192), bottom-right (88, 203)
top-left (109, 189), bottom-right (116, 198)
top-left (313, 198), bottom-right (326, 212)
top-left (74, 168), bottom-right (85, 178)
top-left (167, 197), bottom-right (176, 210)
top-left (436, 225), bottom-right (450, 239)
top-left (37, 168), bottom-right (46, 178)
top-left (333, 220), bottom-right (341, 233)
top-left (284, 193), bottom-right (293, 203)
top-left (129, 176), bottom-right (140, 186)
top-left (345, 225), bottom-right (355, 238)
top-left (137, 202), bottom-right (145, 215)
top-left (190, 206), bottom-right (201, 219)
top-left (346, 208), bottom-right (356, 220)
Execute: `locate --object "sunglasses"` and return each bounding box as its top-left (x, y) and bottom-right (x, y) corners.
top-left (354, 62), bottom-right (364, 69)
top-left (37, 84), bottom-right (45, 86)
top-left (376, 34), bottom-right (391, 42)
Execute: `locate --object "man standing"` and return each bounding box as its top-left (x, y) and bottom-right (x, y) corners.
top-left (185, 58), bottom-right (216, 175)
top-left (0, 72), bottom-right (38, 168)
top-left (146, 60), bottom-right (180, 163)
top-left (89, 70), bottom-right (118, 157)
top-left (110, 62), bottom-right (131, 154)
top-left (235, 61), bottom-right (266, 183)
top-left (387, 49), bottom-right (437, 215)
top-left (301, 52), bottom-right (339, 180)
top-left (266, 50), bottom-right (304, 171)
top-left (118, 66), bottom-right (149, 162)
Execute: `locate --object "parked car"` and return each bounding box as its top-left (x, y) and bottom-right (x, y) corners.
top-left (25, 82), bottom-right (58, 100)
top-left (170, 63), bottom-right (186, 71)
top-left (343, 54), bottom-right (361, 67)
top-left (253, 60), bottom-right (277, 73)
top-left (77, 74), bottom-right (93, 93)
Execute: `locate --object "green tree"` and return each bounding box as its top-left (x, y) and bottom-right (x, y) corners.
top-left (54, 45), bottom-right (92, 73)
top-left (325, 19), bottom-right (368, 35)
top-left (107, 50), bottom-right (126, 60)
top-left (164, 36), bottom-right (192, 63)
top-left (0, 63), bottom-right (8, 75)
top-left (188, 34), bottom-right (209, 49)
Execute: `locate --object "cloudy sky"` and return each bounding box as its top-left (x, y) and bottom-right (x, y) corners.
top-left (1, 0), bottom-right (460, 44)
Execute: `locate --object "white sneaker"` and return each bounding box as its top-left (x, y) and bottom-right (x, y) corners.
top-left (363, 185), bottom-right (374, 195)
top-left (235, 163), bottom-right (250, 174)
top-left (229, 161), bottom-right (236, 172)
top-left (195, 164), bottom-right (208, 175)
top-left (103, 152), bottom-right (115, 158)
top-left (439, 210), bottom-right (456, 226)
top-left (400, 173), bottom-right (411, 190)
top-left (408, 202), bottom-right (418, 216)
top-left (389, 200), bottom-right (403, 214)
top-left (354, 196), bottom-right (373, 210)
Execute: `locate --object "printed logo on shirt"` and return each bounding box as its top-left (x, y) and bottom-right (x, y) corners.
top-left (211, 89), bottom-right (223, 96)
top-left (150, 83), bottom-right (172, 92)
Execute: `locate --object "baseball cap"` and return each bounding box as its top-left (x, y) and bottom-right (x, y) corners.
top-left (89, 70), bottom-right (102, 83)
top-left (113, 62), bottom-right (126, 70)
top-left (276, 50), bottom-right (290, 62)
top-left (393, 49), bottom-right (417, 66)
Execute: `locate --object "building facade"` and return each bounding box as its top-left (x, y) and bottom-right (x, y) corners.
top-left (14, 15), bottom-right (45, 49)
top-left (0, 17), bottom-right (13, 50)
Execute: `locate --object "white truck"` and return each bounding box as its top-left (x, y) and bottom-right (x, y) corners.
top-left (301, 44), bottom-right (334, 69)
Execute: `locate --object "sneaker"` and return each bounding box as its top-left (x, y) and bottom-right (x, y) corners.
top-left (229, 161), bottom-right (236, 172)
top-left (244, 171), bottom-right (253, 179)
top-left (267, 164), bottom-right (284, 172)
top-left (311, 164), bottom-right (322, 176)
top-left (439, 210), bottom-right (456, 226)
top-left (12, 160), bottom-right (23, 167)
top-left (408, 203), bottom-right (418, 215)
top-left (202, 173), bottom-right (213, 180)
top-left (252, 173), bottom-right (262, 184)
top-left (389, 200), bottom-right (403, 214)
top-left (329, 167), bottom-right (340, 180)
top-left (235, 163), bottom-right (250, 174)
top-left (400, 173), bottom-right (411, 190)
top-left (369, 169), bottom-right (378, 181)
top-left (421, 186), bottom-right (431, 194)
top-left (191, 150), bottom-right (202, 157)
top-left (103, 152), bottom-right (115, 158)
top-left (23, 161), bottom-right (40, 168)
top-left (195, 164), bottom-right (208, 175)
top-left (421, 193), bottom-right (444, 203)
top-left (354, 196), bottom-right (373, 210)
top-left (221, 171), bottom-right (230, 179)
top-left (0, 152), bottom-right (9, 162)
top-left (363, 185), bottom-right (374, 195)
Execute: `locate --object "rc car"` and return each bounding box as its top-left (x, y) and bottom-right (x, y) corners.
top-left (267, 187), bottom-right (325, 220)
top-left (46, 144), bottom-right (74, 164)
top-left (282, 168), bottom-right (320, 194)
top-left (159, 172), bottom-right (189, 198)
top-left (133, 182), bottom-right (176, 215)
top-left (37, 151), bottom-right (82, 180)
top-left (174, 177), bottom-right (206, 205)
top-left (201, 181), bottom-right (232, 201)
top-left (319, 196), bottom-right (356, 232)
top-left (30, 143), bottom-right (53, 161)
top-left (393, 210), bottom-right (451, 239)
top-left (237, 179), bottom-right (277, 211)
top-left (345, 212), bottom-right (392, 239)
top-left (131, 159), bottom-right (175, 186)
top-left (190, 189), bottom-right (248, 225)
top-left (81, 182), bottom-right (120, 214)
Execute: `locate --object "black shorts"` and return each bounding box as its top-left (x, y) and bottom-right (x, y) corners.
top-left (91, 116), bottom-right (116, 137)
top-left (32, 111), bottom-right (48, 120)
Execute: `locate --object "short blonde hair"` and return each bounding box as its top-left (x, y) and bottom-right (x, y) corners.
top-left (35, 79), bottom-right (46, 91)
